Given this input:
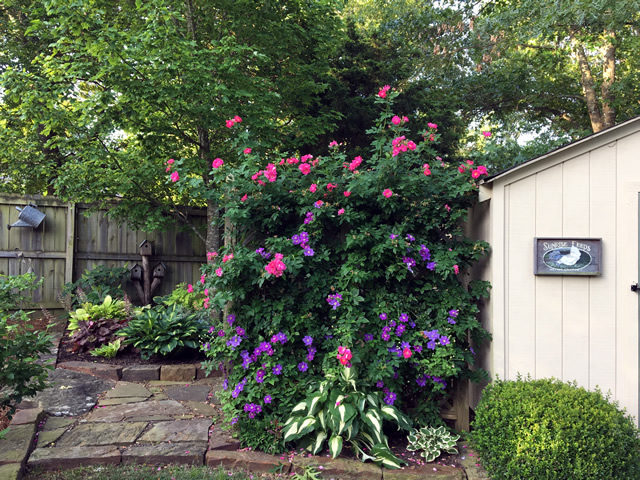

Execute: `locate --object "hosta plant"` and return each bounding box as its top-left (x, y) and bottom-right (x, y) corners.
top-left (406, 425), bottom-right (459, 462)
top-left (89, 339), bottom-right (122, 358)
top-left (117, 304), bottom-right (206, 360)
top-left (283, 365), bottom-right (412, 469)
top-left (67, 295), bottom-right (132, 332)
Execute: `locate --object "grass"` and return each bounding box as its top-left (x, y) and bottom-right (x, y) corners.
top-left (24, 464), bottom-right (288, 480)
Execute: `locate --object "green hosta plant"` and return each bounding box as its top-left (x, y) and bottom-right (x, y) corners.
top-left (116, 304), bottom-right (206, 360)
top-left (67, 295), bottom-right (131, 332)
top-left (89, 339), bottom-right (122, 358)
top-left (283, 366), bottom-right (412, 469)
top-left (406, 425), bottom-right (459, 462)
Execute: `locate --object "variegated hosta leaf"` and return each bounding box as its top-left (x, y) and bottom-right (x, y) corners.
top-left (306, 393), bottom-right (324, 416)
top-left (351, 438), bottom-right (377, 463)
top-left (345, 418), bottom-right (359, 441)
top-left (358, 430), bottom-right (375, 448)
top-left (380, 405), bottom-right (412, 431)
top-left (311, 430), bottom-right (328, 455)
top-left (317, 409), bottom-right (326, 431)
top-left (357, 396), bottom-right (366, 413)
top-left (328, 434), bottom-right (343, 458)
top-left (366, 393), bottom-right (378, 408)
top-left (292, 400), bottom-right (308, 414)
top-left (283, 420), bottom-right (301, 442)
top-left (296, 416), bottom-right (317, 438)
top-left (370, 444), bottom-right (406, 470)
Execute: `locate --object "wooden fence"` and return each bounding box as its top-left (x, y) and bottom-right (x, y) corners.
top-left (0, 194), bottom-right (207, 309)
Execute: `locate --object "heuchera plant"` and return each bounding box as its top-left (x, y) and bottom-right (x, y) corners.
top-left (172, 87), bottom-right (491, 450)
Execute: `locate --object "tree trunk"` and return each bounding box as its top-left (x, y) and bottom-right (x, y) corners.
top-left (572, 35), bottom-right (605, 133)
top-left (601, 29), bottom-right (616, 129)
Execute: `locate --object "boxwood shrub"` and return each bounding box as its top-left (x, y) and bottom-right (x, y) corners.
top-left (472, 376), bottom-right (640, 479)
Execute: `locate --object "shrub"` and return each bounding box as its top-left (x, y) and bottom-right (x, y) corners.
top-left (0, 273), bottom-right (42, 312)
top-left (472, 376), bottom-right (640, 480)
top-left (173, 87), bottom-right (491, 451)
top-left (117, 304), bottom-right (206, 360)
top-left (60, 265), bottom-right (129, 308)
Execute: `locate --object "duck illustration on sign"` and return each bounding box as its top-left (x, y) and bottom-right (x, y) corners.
top-left (535, 238), bottom-right (601, 275)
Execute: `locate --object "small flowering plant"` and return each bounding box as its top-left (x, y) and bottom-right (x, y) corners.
top-left (186, 86), bottom-right (491, 449)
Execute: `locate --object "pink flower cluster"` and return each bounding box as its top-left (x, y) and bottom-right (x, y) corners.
top-left (458, 160), bottom-right (488, 179)
top-left (212, 158), bottom-right (224, 169)
top-left (391, 136), bottom-right (417, 157)
top-left (423, 163), bottom-right (431, 176)
top-left (378, 85), bottom-right (391, 98)
top-left (391, 115), bottom-right (409, 126)
top-left (207, 251), bottom-right (218, 261)
top-left (165, 158), bottom-right (174, 172)
top-left (265, 253), bottom-right (286, 277)
top-left (166, 158), bottom-right (180, 182)
top-left (264, 163), bottom-right (277, 182)
top-left (337, 346), bottom-right (352, 366)
top-left (344, 156), bottom-right (362, 172)
top-left (226, 115), bottom-right (242, 128)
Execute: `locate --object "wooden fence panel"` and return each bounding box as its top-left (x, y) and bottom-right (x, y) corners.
top-left (0, 194), bottom-right (207, 309)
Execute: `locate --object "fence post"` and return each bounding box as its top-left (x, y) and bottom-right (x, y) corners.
top-left (65, 203), bottom-right (75, 284)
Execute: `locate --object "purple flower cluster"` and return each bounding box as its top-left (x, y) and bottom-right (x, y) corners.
top-left (303, 212), bottom-right (314, 224)
top-left (255, 369), bottom-right (265, 383)
top-left (244, 402), bottom-right (262, 419)
top-left (326, 293), bottom-right (342, 310)
top-left (389, 234), bottom-right (398, 240)
top-left (226, 335), bottom-right (242, 350)
top-left (415, 373), bottom-right (447, 389)
top-left (298, 361), bottom-right (308, 372)
top-left (270, 332), bottom-right (288, 344)
top-left (383, 390), bottom-right (397, 405)
top-left (423, 329), bottom-right (450, 349)
top-left (447, 309), bottom-right (458, 324)
top-left (272, 364), bottom-right (283, 375)
top-left (364, 333), bottom-right (374, 342)
top-left (292, 232), bottom-right (310, 245)
top-left (419, 244), bottom-right (431, 261)
top-left (306, 347), bottom-right (316, 361)
top-left (403, 256), bottom-right (416, 273)
top-left (227, 314), bottom-right (236, 325)
top-left (255, 247), bottom-right (271, 259)
top-left (406, 234), bottom-right (415, 242)
top-left (231, 377), bottom-right (248, 399)
top-left (302, 335), bottom-right (313, 346)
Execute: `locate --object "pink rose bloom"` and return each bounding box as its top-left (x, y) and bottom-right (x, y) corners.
top-left (402, 116), bottom-right (409, 123)
top-left (427, 122), bottom-right (438, 129)
top-left (391, 115), bottom-right (401, 125)
top-left (338, 208), bottom-right (345, 215)
top-left (309, 184), bottom-right (317, 193)
top-left (170, 171), bottom-right (179, 182)
top-left (265, 257), bottom-right (287, 277)
top-left (383, 189), bottom-right (393, 198)
top-left (167, 158), bottom-right (174, 165)
top-left (301, 154), bottom-right (313, 162)
top-left (226, 119), bottom-right (235, 128)
top-left (403, 348), bottom-right (412, 359)
top-left (466, 160), bottom-right (474, 165)
top-left (206, 251), bottom-right (218, 260)
top-left (243, 148), bottom-right (252, 154)
top-left (424, 168), bottom-right (431, 176)
top-left (187, 284), bottom-right (193, 293)
top-left (216, 268), bottom-right (223, 277)
top-left (445, 204), bottom-right (451, 212)
top-left (204, 288), bottom-right (209, 296)
top-left (482, 131), bottom-right (491, 137)
top-left (378, 85), bottom-right (391, 98)
top-left (471, 169), bottom-right (481, 179)
top-left (327, 183), bottom-right (337, 191)
top-left (343, 191), bottom-right (351, 197)
top-left (234, 115), bottom-right (242, 123)
top-left (477, 165), bottom-right (488, 175)
top-left (264, 163), bottom-right (277, 182)
top-left (241, 194), bottom-right (248, 202)
top-left (299, 163), bottom-right (311, 175)
top-left (200, 274), bottom-right (206, 284)
top-left (458, 165), bottom-right (466, 173)
top-left (287, 157), bottom-right (299, 164)
top-left (212, 158), bottom-right (224, 169)
top-left (329, 141), bottom-right (338, 148)
top-left (165, 165), bottom-right (172, 172)
top-left (453, 265), bottom-right (459, 275)
top-left (203, 298), bottom-right (209, 309)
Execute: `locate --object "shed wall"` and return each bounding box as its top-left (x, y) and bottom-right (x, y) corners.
top-left (482, 130), bottom-right (640, 423)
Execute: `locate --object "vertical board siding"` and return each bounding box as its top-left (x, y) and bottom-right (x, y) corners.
top-left (534, 165), bottom-right (564, 379)
top-left (561, 155), bottom-right (591, 387)
top-left (0, 195), bottom-right (206, 308)
top-left (506, 175), bottom-right (537, 379)
top-left (588, 143), bottom-right (617, 395)
top-left (615, 132), bottom-right (640, 422)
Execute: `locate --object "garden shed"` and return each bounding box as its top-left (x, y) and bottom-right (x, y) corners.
top-left (470, 115), bottom-right (640, 425)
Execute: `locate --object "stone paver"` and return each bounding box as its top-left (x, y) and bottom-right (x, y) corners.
top-left (8, 408), bottom-right (44, 426)
top-left (84, 399), bottom-right (188, 422)
top-left (139, 419), bottom-right (212, 443)
top-left (383, 465), bottom-right (464, 480)
top-left (457, 445), bottom-right (489, 480)
top-left (42, 417), bottom-right (75, 431)
top-left (160, 364), bottom-right (195, 381)
top-left (27, 445), bottom-right (121, 470)
top-left (208, 425), bottom-right (241, 451)
top-left (122, 365), bottom-right (160, 382)
top-left (206, 450), bottom-right (291, 474)
top-left (291, 455), bottom-right (382, 480)
top-left (0, 463), bottom-right (21, 480)
top-left (0, 424), bottom-right (36, 466)
top-left (183, 401), bottom-right (218, 417)
top-left (165, 385), bottom-right (210, 402)
top-left (98, 396), bottom-right (151, 406)
top-left (58, 361), bottom-right (122, 381)
top-left (122, 442), bottom-right (207, 465)
top-left (35, 428), bottom-right (67, 448)
top-left (104, 382), bottom-right (152, 398)
top-left (56, 422), bottom-right (147, 447)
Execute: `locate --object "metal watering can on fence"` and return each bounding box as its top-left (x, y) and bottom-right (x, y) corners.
top-left (7, 204), bottom-right (46, 230)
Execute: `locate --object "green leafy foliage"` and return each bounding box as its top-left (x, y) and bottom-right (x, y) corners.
top-left (117, 305), bottom-right (208, 360)
top-left (283, 367), bottom-right (411, 469)
top-left (89, 339), bottom-right (122, 359)
top-left (406, 425), bottom-right (459, 463)
top-left (0, 310), bottom-right (53, 419)
top-left (61, 265), bottom-right (129, 309)
top-left (153, 283), bottom-right (205, 310)
top-left (0, 273), bottom-right (42, 313)
top-left (472, 376), bottom-right (640, 480)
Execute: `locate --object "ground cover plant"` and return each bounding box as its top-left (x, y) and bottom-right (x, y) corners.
top-left (472, 376), bottom-right (640, 479)
top-left (168, 87), bottom-right (491, 465)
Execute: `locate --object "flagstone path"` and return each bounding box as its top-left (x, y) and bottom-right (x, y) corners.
top-left (0, 333), bottom-right (488, 480)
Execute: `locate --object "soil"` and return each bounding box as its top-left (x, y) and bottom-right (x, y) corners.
top-left (56, 327), bottom-right (207, 366)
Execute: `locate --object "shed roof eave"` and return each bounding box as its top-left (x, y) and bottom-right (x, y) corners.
top-left (483, 115), bottom-right (640, 184)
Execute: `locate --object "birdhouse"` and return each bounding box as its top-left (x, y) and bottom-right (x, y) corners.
top-left (152, 262), bottom-right (167, 278)
top-left (8, 204), bottom-right (46, 230)
top-left (138, 240), bottom-right (153, 256)
top-left (130, 264), bottom-right (143, 281)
